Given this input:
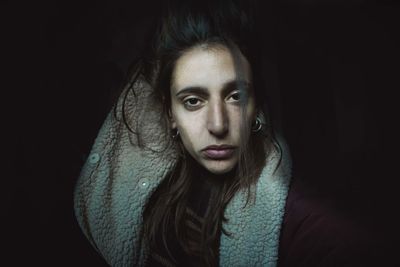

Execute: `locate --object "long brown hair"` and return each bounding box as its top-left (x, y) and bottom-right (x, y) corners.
top-left (116, 0), bottom-right (280, 265)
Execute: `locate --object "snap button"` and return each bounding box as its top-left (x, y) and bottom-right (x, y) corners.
top-left (88, 153), bottom-right (100, 164)
top-left (138, 178), bottom-right (149, 188)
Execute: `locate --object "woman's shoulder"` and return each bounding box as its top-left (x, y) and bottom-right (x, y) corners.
top-left (278, 176), bottom-right (383, 267)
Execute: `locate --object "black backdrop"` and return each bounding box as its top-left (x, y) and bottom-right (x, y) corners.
top-left (3, 0), bottom-right (399, 265)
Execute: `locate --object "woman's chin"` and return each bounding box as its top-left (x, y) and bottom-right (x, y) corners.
top-left (201, 160), bottom-right (237, 176)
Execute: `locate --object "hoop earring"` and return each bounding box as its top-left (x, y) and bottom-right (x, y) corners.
top-left (252, 116), bottom-right (263, 133)
top-left (171, 128), bottom-right (180, 140)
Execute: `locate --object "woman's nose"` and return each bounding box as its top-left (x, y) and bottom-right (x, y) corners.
top-left (207, 101), bottom-right (228, 137)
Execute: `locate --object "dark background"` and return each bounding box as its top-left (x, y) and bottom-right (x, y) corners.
top-left (3, 0), bottom-right (399, 265)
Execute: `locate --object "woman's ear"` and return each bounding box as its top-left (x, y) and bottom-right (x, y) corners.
top-left (171, 120), bottom-right (177, 129)
top-left (168, 109), bottom-right (177, 129)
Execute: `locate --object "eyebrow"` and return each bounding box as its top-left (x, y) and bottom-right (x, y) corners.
top-left (175, 80), bottom-right (251, 97)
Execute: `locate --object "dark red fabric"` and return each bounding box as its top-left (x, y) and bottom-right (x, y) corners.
top-left (278, 177), bottom-right (384, 267)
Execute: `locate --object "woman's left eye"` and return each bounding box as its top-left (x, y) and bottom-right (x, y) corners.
top-left (228, 92), bottom-right (240, 102)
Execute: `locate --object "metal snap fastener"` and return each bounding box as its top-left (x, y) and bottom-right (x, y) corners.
top-left (138, 178), bottom-right (149, 188)
top-left (88, 153), bottom-right (100, 164)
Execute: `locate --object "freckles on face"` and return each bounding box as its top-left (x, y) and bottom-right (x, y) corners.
top-left (170, 45), bottom-right (255, 175)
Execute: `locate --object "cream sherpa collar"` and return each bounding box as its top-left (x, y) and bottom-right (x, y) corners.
top-left (74, 79), bottom-right (291, 267)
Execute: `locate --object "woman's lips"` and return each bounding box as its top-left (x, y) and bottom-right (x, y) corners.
top-left (202, 145), bottom-right (236, 159)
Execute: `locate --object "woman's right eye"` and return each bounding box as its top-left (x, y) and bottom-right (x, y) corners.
top-left (183, 97), bottom-right (203, 109)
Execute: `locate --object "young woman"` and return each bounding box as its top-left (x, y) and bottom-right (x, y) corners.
top-left (74, 1), bottom-right (374, 266)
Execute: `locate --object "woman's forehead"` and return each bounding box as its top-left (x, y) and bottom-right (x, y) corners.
top-left (171, 46), bottom-right (252, 93)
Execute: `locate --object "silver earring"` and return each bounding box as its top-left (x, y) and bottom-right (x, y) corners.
top-left (252, 116), bottom-right (262, 133)
top-left (171, 129), bottom-right (180, 140)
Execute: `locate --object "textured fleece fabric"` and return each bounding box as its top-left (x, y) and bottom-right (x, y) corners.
top-left (73, 78), bottom-right (292, 267)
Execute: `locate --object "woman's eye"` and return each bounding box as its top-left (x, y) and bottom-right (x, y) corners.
top-left (228, 92), bottom-right (241, 102)
top-left (183, 97), bottom-right (202, 108)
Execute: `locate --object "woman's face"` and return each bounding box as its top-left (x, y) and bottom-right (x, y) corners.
top-left (170, 45), bottom-right (256, 175)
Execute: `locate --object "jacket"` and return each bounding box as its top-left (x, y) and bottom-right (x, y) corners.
top-left (73, 78), bottom-right (292, 267)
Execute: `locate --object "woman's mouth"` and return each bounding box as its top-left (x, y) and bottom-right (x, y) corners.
top-left (201, 145), bottom-right (236, 159)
